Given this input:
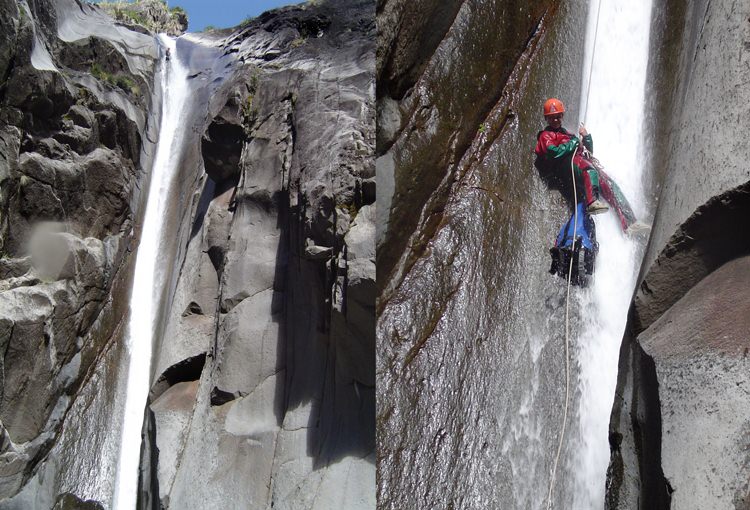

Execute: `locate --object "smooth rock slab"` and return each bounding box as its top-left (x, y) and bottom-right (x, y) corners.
top-left (213, 288), bottom-right (283, 402)
top-left (150, 380), bottom-right (200, 502)
top-left (639, 255), bottom-right (750, 508)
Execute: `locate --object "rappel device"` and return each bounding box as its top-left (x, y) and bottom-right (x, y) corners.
top-left (549, 203), bottom-right (598, 286)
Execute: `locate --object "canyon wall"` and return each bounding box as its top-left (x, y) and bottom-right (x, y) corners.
top-left (142, 2), bottom-right (375, 508)
top-left (0, 0), bottom-right (155, 505)
top-left (376, 1), bottom-right (592, 507)
top-left (606, 1), bottom-right (750, 508)
top-left (0, 0), bottom-right (375, 508)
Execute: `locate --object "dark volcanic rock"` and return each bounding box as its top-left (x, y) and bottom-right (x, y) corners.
top-left (376, 0), bottom-right (589, 508)
top-left (0, 0), bottom-right (156, 504)
top-left (143, 1), bottom-right (375, 508)
top-left (606, 0), bottom-right (750, 508)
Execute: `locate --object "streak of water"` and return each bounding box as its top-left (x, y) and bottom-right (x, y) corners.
top-left (112, 34), bottom-right (189, 510)
top-left (572, 1), bottom-right (653, 508)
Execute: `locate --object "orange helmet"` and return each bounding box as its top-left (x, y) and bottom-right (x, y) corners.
top-left (543, 98), bottom-right (565, 116)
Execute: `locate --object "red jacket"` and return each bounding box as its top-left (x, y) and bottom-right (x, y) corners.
top-left (535, 127), bottom-right (594, 171)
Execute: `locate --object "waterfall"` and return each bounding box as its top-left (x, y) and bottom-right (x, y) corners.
top-left (112, 34), bottom-right (189, 510)
top-left (572, 1), bottom-right (653, 508)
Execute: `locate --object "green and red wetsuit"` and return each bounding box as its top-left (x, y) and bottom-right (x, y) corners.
top-left (535, 126), bottom-right (636, 230)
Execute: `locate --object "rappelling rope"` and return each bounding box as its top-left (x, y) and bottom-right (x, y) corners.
top-left (546, 0), bottom-right (603, 507)
top-left (582, 0), bottom-right (603, 124)
top-left (546, 152), bottom-right (578, 510)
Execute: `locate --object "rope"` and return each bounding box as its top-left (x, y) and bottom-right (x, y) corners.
top-left (546, 153), bottom-right (578, 510)
top-left (546, 0), bottom-right (603, 506)
top-left (582, 0), bottom-right (603, 124)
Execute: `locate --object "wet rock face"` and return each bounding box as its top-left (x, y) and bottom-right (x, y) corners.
top-left (376, 0), bottom-right (558, 294)
top-left (0, 0), bottom-right (155, 504)
top-left (606, 0), bottom-right (750, 507)
top-left (143, 1), bottom-right (375, 508)
top-left (377, 0), bottom-right (588, 508)
top-left (376, 0), bottom-right (464, 101)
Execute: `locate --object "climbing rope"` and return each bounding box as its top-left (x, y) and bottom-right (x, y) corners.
top-left (582, 0), bottom-right (603, 124)
top-left (546, 0), bottom-right (603, 507)
top-left (546, 153), bottom-right (578, 510)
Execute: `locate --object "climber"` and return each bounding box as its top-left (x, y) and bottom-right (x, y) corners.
top-left (534, 98), bottom-right (649, 235)
top-left (165, 48), bottom-right (171, 61)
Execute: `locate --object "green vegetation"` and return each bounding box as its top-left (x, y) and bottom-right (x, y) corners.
top-left (202, 24), bottom-right (217, 32)
top-left (89, 0), bottom-right (186, 33)
top-left (114, 74), bottom-right (138, 94)
top-left (478, 123), bottom-right (486, 134)
top-left (76, 86), bottom-right (94, 104)
top-left (90, 62), bottom-right (108, 81)
top-left (249, 72), bottom-right (259, 93)
top-left (242, 95), bottom-right (254, 116)
top-left (290, 37), bottom-right (306, 49)
top-left (90, 63), bottom-right (140, 96)
top-left (95, 1), bottom-right (148, 25)
top-left (241, 70), bottom-right (262, 135)
top-left (241, 95), bottom-right (256, 135)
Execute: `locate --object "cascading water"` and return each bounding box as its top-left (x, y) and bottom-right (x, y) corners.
top-left (113, 34), bottom-right (189, 509)
top-left (570, 1), bottom-right (653, 508)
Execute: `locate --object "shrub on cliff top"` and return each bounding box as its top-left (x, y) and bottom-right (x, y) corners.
top-left (86, 0), bottom-right (188, 35)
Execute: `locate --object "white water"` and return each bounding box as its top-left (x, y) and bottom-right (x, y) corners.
top-left (572, 1), bottom-right (653, 508)
top-left (113, 35), bottom-right (189, 510)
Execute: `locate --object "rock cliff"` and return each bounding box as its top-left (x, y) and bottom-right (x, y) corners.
top-left (0, 0), bottom-right (155, 505)
top-left (605, 0), bottom-right (750, 508)
top-left (0, 0), bottom-right (374, 508)
top-left (96, 0), bottom-right (188, 36)
top-left (377, 0), bottom-right (591, 507)
top-left (378, 0), bottom-right (749, 508)
top-left (141, 1), bottom-right (375, 508)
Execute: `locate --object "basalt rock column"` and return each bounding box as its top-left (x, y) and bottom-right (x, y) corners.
top-left (605, 0), bottom-right (750, 508)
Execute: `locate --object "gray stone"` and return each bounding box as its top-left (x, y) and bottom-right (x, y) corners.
top-left (29, 228), bottom-right (104, 282)
top-left (605, 0), bottom-right (750, 507)
top-left (0, 0), bottom-right (375, 508)
top-left (0, 0), bottom-right (153, 503)
top-left (145, 2), bottom-right (375, 508)
top-left (212, 288), bottom-right (283, 402)
top-left (376, 95), bottom-right (400, 151)
top-left (304, 243), bottom-right (332, 259)
top-left (150, 380), bottom-right (199, 502)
